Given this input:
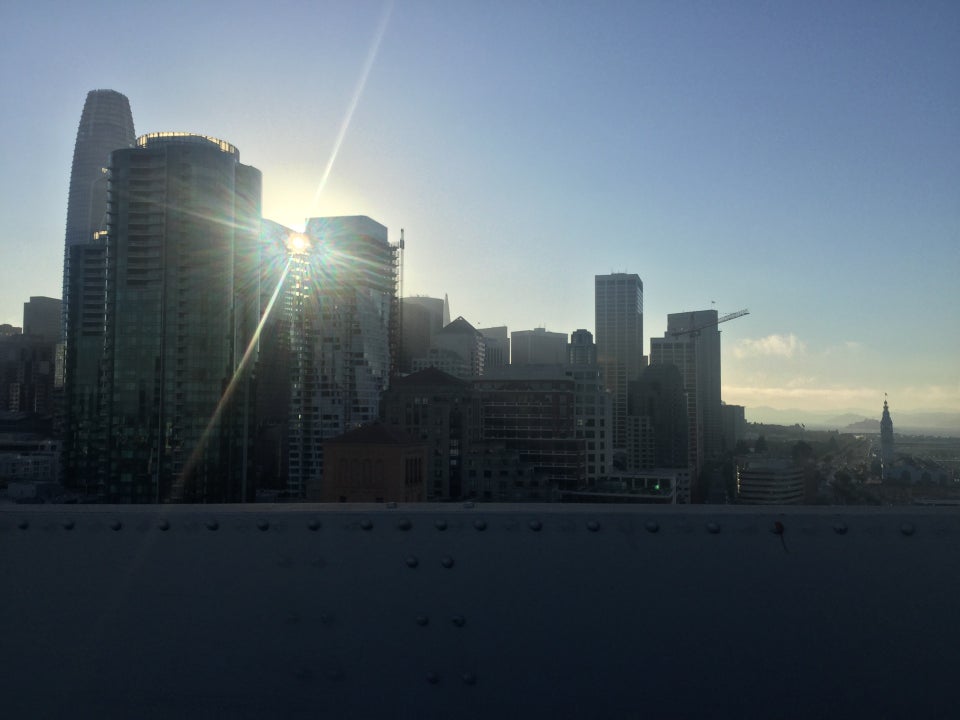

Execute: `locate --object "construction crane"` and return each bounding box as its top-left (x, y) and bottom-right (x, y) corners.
top-left (668, 308), bottom-right (749, 338)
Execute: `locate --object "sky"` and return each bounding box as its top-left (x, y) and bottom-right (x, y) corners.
top-left (1, 0), bottom-right (957, 417)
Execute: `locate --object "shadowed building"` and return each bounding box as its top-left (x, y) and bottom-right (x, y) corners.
top-left (511, 328), bottom-right (567, 365)
top-left (98, 133), bottom-right (262, 502)
top-left (568, 329), bottom-right (597, 366)
top-left (380, 367), bottom-right (480, 501)
top-left (61, 90), bottom-right (134, 495)
top-left (477, 326), bottom-right (509, 368)
top-left (412, 316), bottom-right (485, 378)
top-left (595, 273), bottom-right (644, 454)
top-left (627, 364), bottom-right (688, 474)
top-left (400, 297), bottom-right (447, 374)
top-left (880, 397), bottom-right (895, 480)
top-left (316, 422), bottom-right (426, 503)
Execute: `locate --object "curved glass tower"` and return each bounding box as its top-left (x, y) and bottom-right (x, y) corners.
top-left (61, 90), bottom-right (134, 493)
top-left (64, 90), bottom-right (135, 248)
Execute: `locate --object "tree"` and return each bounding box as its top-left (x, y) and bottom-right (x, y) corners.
top-left (754, 435), bottom-right (768, 454)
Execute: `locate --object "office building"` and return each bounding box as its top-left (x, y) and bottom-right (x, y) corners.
top-left (737, 459), bottom-right (804, 504)
top-left (60, 90), bottom-right (134, 493)
top-left (511, 328), bottom-right (568, 365)
top-left (595, 273), bottom-right (644, 453)
top-left (568, 329), bottom-right (597, 366)
top-left (649, 335), bottom-right (701, 492)
top-left (665, 310), bottom-right (722, 461)
top-left (23, 297), bottom-right (61, 342)
top-left (380, 367), bottom-right (481, 500)
top-left (478, 326), bottom-right (509, 368)
top-left (720, 403), bottom-right (746, 453)
top-left (412, 316), bottom-right (485, 378)
top-left (627, 364), bottom-right (688, 473)
top-left (98, 132), bottom-right (262, 502)
top-left (400, 296), bottom-right (447, 374)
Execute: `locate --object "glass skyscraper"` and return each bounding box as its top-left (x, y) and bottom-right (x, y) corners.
top-left (61, 90), bottom-right (134, 493)
top-left (100, 133), bottom-right (262, 502)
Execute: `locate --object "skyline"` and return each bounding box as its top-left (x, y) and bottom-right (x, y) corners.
top-left (1, 0), bottom-right (957, 415)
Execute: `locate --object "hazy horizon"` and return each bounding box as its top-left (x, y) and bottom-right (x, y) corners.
top-left (2, 0), bottom-right (957, 415)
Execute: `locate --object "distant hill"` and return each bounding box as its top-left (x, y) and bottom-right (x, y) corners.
top-left (745, 406), bottom-right (960, 437)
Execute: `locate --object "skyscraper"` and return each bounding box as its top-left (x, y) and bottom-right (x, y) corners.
top-left (594, 273), bottom-right (644, 453)
top-left (63, 90), bottom-right (136, 249)
top-left (98, 133), bottom-right (262, 502)
top-left (648, 310), bottom-right (723, 502)
top-left (285, 216), bottom-right (399, 498)
top-left (61, 90), bottom-right (134, 493)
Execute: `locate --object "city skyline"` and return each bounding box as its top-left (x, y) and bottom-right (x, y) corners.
top-left (1, 1), bottom-right (957, 416)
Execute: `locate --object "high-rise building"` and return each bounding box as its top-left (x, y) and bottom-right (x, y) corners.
top-left (649, 335), bottom-right (700, 498)
top-left (627, 364), bottom-right (688, 472)
top-left (511, 328), bottom-right (568, 365)
top-left (665, 310), bottom-right (722, 461)
top-left (23, 297), bottom-right (62, 342)
top-left (477, 326), bottom-right (509, 368)
top-left (568, 329), bottom-right (597, 366)
top-left (400, 296), bottom-right (446, 373)
top-left (97, 133), bottom-right (262, 503)
top-left (61, 91), bottom-right (134, 493)
top-left (284, 216), bottom-right (399, 498)
top-left (595, 273), bottom-right (644, 453)
top-left (63, 90), bottom-right (136, 250)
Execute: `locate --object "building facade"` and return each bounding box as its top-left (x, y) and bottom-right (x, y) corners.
top-left (595, 273), bottom-right (644, 454)
top-left (511, 328), bottom-right (568, 365)
top-left (97, 133), bottom-right (262, 503)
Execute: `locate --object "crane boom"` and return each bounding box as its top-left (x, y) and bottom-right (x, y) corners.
top-left (668, 308), bottom-right (749, 338)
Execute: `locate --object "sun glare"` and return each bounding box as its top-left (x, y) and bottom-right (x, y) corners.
top-left (285, 233), bottom-right (311, 255)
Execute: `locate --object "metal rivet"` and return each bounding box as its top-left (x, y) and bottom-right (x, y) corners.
top-left (257, 519), bottom-right (270, 531)
top-left (473, 519), bottom-right (487, 531)
top-left (319, 612), bottom-right (334, 625)
top-left (158, 519), bottom-right (170, 531)
top-left (17, 520), bottom-right (29, 530)
top-left (900, 523), bottom-right (915, 536)
top-left (645, 521), bottom-right (660, 533)
top-left (441, 555), bottom-right (455, 569)
top-left (461, 672), bottom-right (476, 685)
top-left (415, 614), bottom-right (429, 627)
top-left (307, 519), bottom-right (321, 531)
top-left (463, 501), bottom-right (475, 509)
top-left (110, 520), bottom-right (123, 531)
top-left (405, 555), bottom-right (419, 568)
top-left (833, 523), bottom-right (848, 535)
top-left (205, 520), bottom-right (219, 531)
top-left (386, 501), bottom-right (398, 509)
top-left (397, 518), bottom-right (412, 531)
top-left (62, 520), bottom-right (75, 530)
top-left (434, 519), bottom-right (447, 531)
top-left (706, 522), bottom-right (721, 534)
top-left (360, 519), bottom-right (373, 531)
top-left (451, 614), bottom-right (466, 627)
top-left (772, 521), bottom-right (785, 535)
top-left (586, 520), bottom-right (600, 532)
top-left (426, 671), bottom-right (439, 684)
top-left (528, 519), bottom-right (542, 532)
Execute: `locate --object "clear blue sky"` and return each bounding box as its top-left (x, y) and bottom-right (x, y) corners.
top-left (1, 0), bottom-right (957, 416)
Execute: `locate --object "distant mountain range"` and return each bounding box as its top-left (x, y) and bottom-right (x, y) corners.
top-left (745, 406), bottom-right (960, 437)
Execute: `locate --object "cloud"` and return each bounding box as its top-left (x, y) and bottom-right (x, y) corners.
top-left (733, 333), bottom-right (806, 359)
